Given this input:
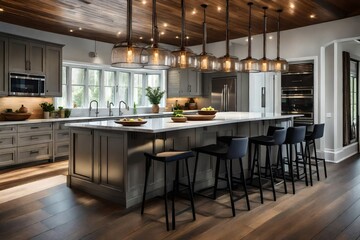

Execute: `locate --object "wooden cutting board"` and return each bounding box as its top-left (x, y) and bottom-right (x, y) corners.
top-left (185, 114), bottom-right (216, 121)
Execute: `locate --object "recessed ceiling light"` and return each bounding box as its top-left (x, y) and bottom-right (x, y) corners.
top-left (269, 35), bottom-right (273, 40)
top-left (163, 23), bottom-right (168, 27)
top-left (217, 6), bottom-right (221, 12)
top-left (192, 8), bottom-right (197, 15)
top-left (139, 36), bottom-right (143, 39)
top-left (186, 36), bottom-right (189, 39)
top-left (160, 31), bottom-right (165, 35)
top-left (290, 3), bottom-right (295, 9)
top-left (0, 8), bottom-right (4, 12)
top-left (142, 0), bottom-right (146, 4)
top-left (78, 27), bottom-right (82, 30)
top-left (245, 37), bottom-right (254, 42)
top-left (310, 14), bottom-right (316, 18)
top-left (69, 29), bottom-right (74, 32)
top-left (175, 36), bottom-right (179, 39)
top-left (150, 38), bottom-right (153, 41)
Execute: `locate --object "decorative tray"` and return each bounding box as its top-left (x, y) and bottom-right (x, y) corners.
top-left (114, 120), bottom-right (147, 126)
top-left (1, 112), bottom-right (32, 121)
top-left (171, 116), bottom-right (187, 122)
top-left (198, 110), bottom-right (218, 115)
top-left (185, 114), bottom-right (216, 121)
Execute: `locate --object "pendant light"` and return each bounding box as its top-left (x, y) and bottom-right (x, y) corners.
top-left (172, 0), bottom-right (196, 69)
top-left (239, 2), bottom-right (259, 73)
top-left (273, 9), bottom-right (289, 72)
top-left (218, 0), bottom-right (239, 72)
top-left (144, 0), bottom-right (173, 70)
top-left (111, 0), bottom-right (146, 68)
top-left (195, 4), bottom-right (218, 73)
top-left (258, 6), bottom-right (275, 72)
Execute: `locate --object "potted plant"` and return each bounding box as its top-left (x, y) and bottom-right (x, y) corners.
top-left (58, 106), bottom-right (65, 118)
top-left (39, 102), bottom-right (55, 119)
top-left (64, 108), bottom-right (72, 118)
top-left (145, 86), bottom-right (165, 113)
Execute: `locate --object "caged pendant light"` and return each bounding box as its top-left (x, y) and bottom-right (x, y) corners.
top-left (195, 4), bottom-right (218, 73)
top-left (273, 9), bottom-right (289, 72)
top-left (239, 2), bottom-right (259, 73)
top-left (111, 0), bottom-right (147, 68)
top-left (258, 6), bottom-right (275, 72)
top-left (172, 0), bottom-right (197, 69)
top-left (144, 0), bottom-right (173, 70)
top-left (218, 0), bottom-right (239, 72)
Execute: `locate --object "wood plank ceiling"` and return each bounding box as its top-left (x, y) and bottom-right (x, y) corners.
top-left (0, 0), bottom-right (359, 46)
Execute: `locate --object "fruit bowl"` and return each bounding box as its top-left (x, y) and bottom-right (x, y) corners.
top-left (1, 112), bottom-right (32, 121)
top-left (171, 116), bottom-right (187, 122)
top-left (114, 119), bottom-right (147, 126)
top-left (198, 110), bottom-right (218, 115)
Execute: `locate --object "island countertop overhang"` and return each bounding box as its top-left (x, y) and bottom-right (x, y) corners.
top-left (65, 112), bottom-right (302, 134)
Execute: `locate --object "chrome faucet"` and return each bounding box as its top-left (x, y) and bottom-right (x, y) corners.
top-left (119, 100), bottom-right (129, 116)
top-left (89, 100), bottom-right (99, 117)
top-left (108, 101), bottom-right (114, 116)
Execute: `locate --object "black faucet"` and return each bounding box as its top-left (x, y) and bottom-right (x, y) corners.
top-left (89, 100), bottom-right (99, 117)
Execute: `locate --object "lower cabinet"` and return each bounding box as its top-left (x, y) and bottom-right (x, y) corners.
top-left (0, 148), bottom-right (17, 167)
top-left (18, 143), bottom-right (52, 163)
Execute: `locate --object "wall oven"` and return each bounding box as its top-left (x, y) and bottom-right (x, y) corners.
top-left (9, 73), bottom-right (45, 96)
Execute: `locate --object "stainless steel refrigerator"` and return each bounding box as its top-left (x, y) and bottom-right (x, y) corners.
top-left (211, 77), bottom-right (237, 111)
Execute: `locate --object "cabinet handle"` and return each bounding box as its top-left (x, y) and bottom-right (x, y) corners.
top-left (30, 126), bottom-right (39, 129)
top-left (30, 150), bottom-right (39, 154)
top-left (0, 141), bottom-right (3, 144)
top-left (60, 133), bottom-right (69, 136)
top-left (30, 136), bottom-right (39, 140)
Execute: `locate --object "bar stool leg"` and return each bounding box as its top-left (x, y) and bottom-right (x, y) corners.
top-left (278, 145), bottom-right (287, 194)
top-left (213, 158), bottom-right (220, 200)
top-left (248, 142), bottom-right (252, 175)
top-left (289, 145), bottom-right (296, 194)
top-left (239, 157), bottom-right (250, 211)
top-left (141, 157), bottom-right (151, 215)
top-left (266, 146), bottom-right (276, 201)
top-left (224, 159), bottom-right (235, 217)
top-left (306, 142), bottom-right (313, 186)
top-left (192, 152), bottom-right (199, 191)
top-left (185, 158), bottom-right (196, 221)
top-left (295, 144), bottom-right (300, 180)
top-left (172, 161), bottom-right (180, 230)
top-left (255, 145), bottom-right (264, 204)
top-left (300, 143), bottom-right (308, 186)
top-left (313, 140), bottom-right (321, 180)
top-left (250, 144), bottom-right (258, 185)
top-left (164, 163), bottom-right (169, 231)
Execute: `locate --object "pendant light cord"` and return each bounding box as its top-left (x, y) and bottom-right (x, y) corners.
top-left (127, 0), bottom-right (132, 45)
top-left (225, 0), bottom-right (229, 57)
top-left (180, 0), bottom-right (186, 50)
top-left (247, 2), bottom-right (253, 58)
top-left (201, 4), bottom-right (208, 54)
top-left (152, 0), bottom-right (159, 48)
top-left (276, 9), bottom-right (282, 60)
top-left (262, 6), bottom-right (268, 59)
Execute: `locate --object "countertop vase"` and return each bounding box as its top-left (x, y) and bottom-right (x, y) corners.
top-left (152, 104), bottom-right (159, 113)
top-left (43, 111), bottom-right (50, 119)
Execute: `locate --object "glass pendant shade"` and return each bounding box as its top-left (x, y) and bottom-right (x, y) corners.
top-left (196, 4), bottom-right (218, 73)
top-left (144, 0), bottom-right (173, 70)
top-left (172, 0), bottom-right (196, 69)
top-left (273, 9), bottom-right (289, 72)
top-left (219, 0), bottom-right (239, 73)
top-left (111, 0), bottom-right (145, 68)
top-left (259, 6), bottom-right (274, 72)
top-left (239, 2), bottom-right (259, 73)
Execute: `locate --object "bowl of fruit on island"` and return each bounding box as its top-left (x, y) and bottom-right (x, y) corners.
top-left (171, 110), bottom-right (187, 122)
top-left (198, 106), bottom-right (217, 115)
top-left (115, 117), bottom-right (147, 126)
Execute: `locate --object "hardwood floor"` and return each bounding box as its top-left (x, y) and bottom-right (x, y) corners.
top-left (1, 156), bottom-right (360, 239)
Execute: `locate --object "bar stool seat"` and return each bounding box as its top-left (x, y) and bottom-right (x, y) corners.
top-left (141, 150), bottom-right (196, 231)
top-left (192, 138), bottom-right (249, 217)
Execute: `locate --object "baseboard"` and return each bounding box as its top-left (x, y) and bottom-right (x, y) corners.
top-left (323, 142), bottom-right (358, 163)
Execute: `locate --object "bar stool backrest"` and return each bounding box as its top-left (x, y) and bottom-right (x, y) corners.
top-left (267, 126), bottom-right (285, 136)
top-left (273, 129), bottom-right (287, 145)
top-left (227, 137), bottom-right (248, 159)
top-left (309, 123), bottom-right (325, 140)
top-left (285, 126), bottom-right (306, 144)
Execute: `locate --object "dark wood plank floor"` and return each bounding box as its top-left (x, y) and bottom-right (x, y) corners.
top-left (1, 156), bottom-right (360, 239)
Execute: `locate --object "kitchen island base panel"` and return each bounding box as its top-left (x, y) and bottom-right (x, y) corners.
top-left (68, 115), bottom-right (294, 208)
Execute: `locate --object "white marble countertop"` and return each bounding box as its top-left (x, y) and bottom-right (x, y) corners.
top-left (0, 110), bottom-right (197, 126)
top-left (66, 112), bottom-right (302, 134)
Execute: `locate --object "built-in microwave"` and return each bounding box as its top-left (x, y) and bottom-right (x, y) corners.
top-left (9, 73), bottom-right (45, 96)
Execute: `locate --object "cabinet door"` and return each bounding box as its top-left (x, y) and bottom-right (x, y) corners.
top-left (9, 38), bottom-right (28, 73)
top-left (29, 42), bottom-right (45, 75)
top-left (0, 35), bottom-right (8, 96)
top-left (0, 148), bottom-right (17, 167)
top-left (45, 45), bottom-right (62, 96)
top-left (167, 69), bottom-right (180, 97)
top-left (179, 69), bottom-right (189, 96)
top-left (188, 70), bottom-right (202, 96)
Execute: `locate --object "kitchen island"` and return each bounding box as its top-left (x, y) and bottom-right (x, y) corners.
top-left (66, 112), bottom-right (300, 207)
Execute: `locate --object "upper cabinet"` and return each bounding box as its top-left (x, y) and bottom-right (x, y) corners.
top-left (0, 35), bottom-right (8, 96)
top-left (45, 45), bottom-right (63, 97)
top-left (167, 69), bottom-right (202, 97)
top-left (9, 38), bottom-right (45, 75)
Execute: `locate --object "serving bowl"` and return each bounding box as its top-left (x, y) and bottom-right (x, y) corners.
top-left (198, 110), bottom-right (218, 115)
top-left (1, 112), bottom-right (32, 121)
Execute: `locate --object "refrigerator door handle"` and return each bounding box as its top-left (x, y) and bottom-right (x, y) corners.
top-left (224, 84), bottom-right (229, 112)
top-left (221, 87), bottom-right (225, 112)
top-left (261, 87), bottom-right (266, 108)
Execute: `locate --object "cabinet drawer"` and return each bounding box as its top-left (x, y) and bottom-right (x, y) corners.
top-left (0, 148), bottom-right (17, 167)
top-left (18, 123), bottom-right (52, 132)
top-left (0, 125), bottom-right (17, 134)
top-left (0, 134), bottom-right (17, 149)
top-left (55, 130), bottom-right (70, 142)
top-left (18, 143), bottom-right (52, 163)
top-left (54, 122), bottom-right (70, 131)
top-left (55, 142), bottom-right (69, 157)
top-left (18, 131), bottom-right (52, 146)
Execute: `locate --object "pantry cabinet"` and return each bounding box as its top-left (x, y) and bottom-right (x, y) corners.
top-left (0, 35), bottom-right (8, 96)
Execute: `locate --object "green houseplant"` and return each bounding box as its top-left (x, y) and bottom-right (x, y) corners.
top-left (145, 87), bottom-right (165, 113)
top-left (39, 102), bottom-right (55, 119)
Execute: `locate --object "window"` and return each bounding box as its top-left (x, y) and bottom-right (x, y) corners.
top-left (56, 63), bottom-right (164, 109)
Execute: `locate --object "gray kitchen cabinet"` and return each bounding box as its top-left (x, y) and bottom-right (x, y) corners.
top-left (167, 69), bottom-right (202, 97)
top-left (45, 45), bottom-right (63, 97)
top-left (0, 35), bottom-right (8, 96)
top-left (8, 38), bottom-right (45, 75)
top-left (53, 122), bottom-right (70, 158)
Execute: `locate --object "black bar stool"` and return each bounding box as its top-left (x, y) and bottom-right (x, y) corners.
top-left (250, 128), bottom-right (287, 203)
top-left (141, 151), bottom-right (196, 231)
top-left (284, 126), bottom-right (308, 194)
top-left (305, 123), bottom-right (326, 186)
top-left (192, 137), bottom-right (249, 217)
